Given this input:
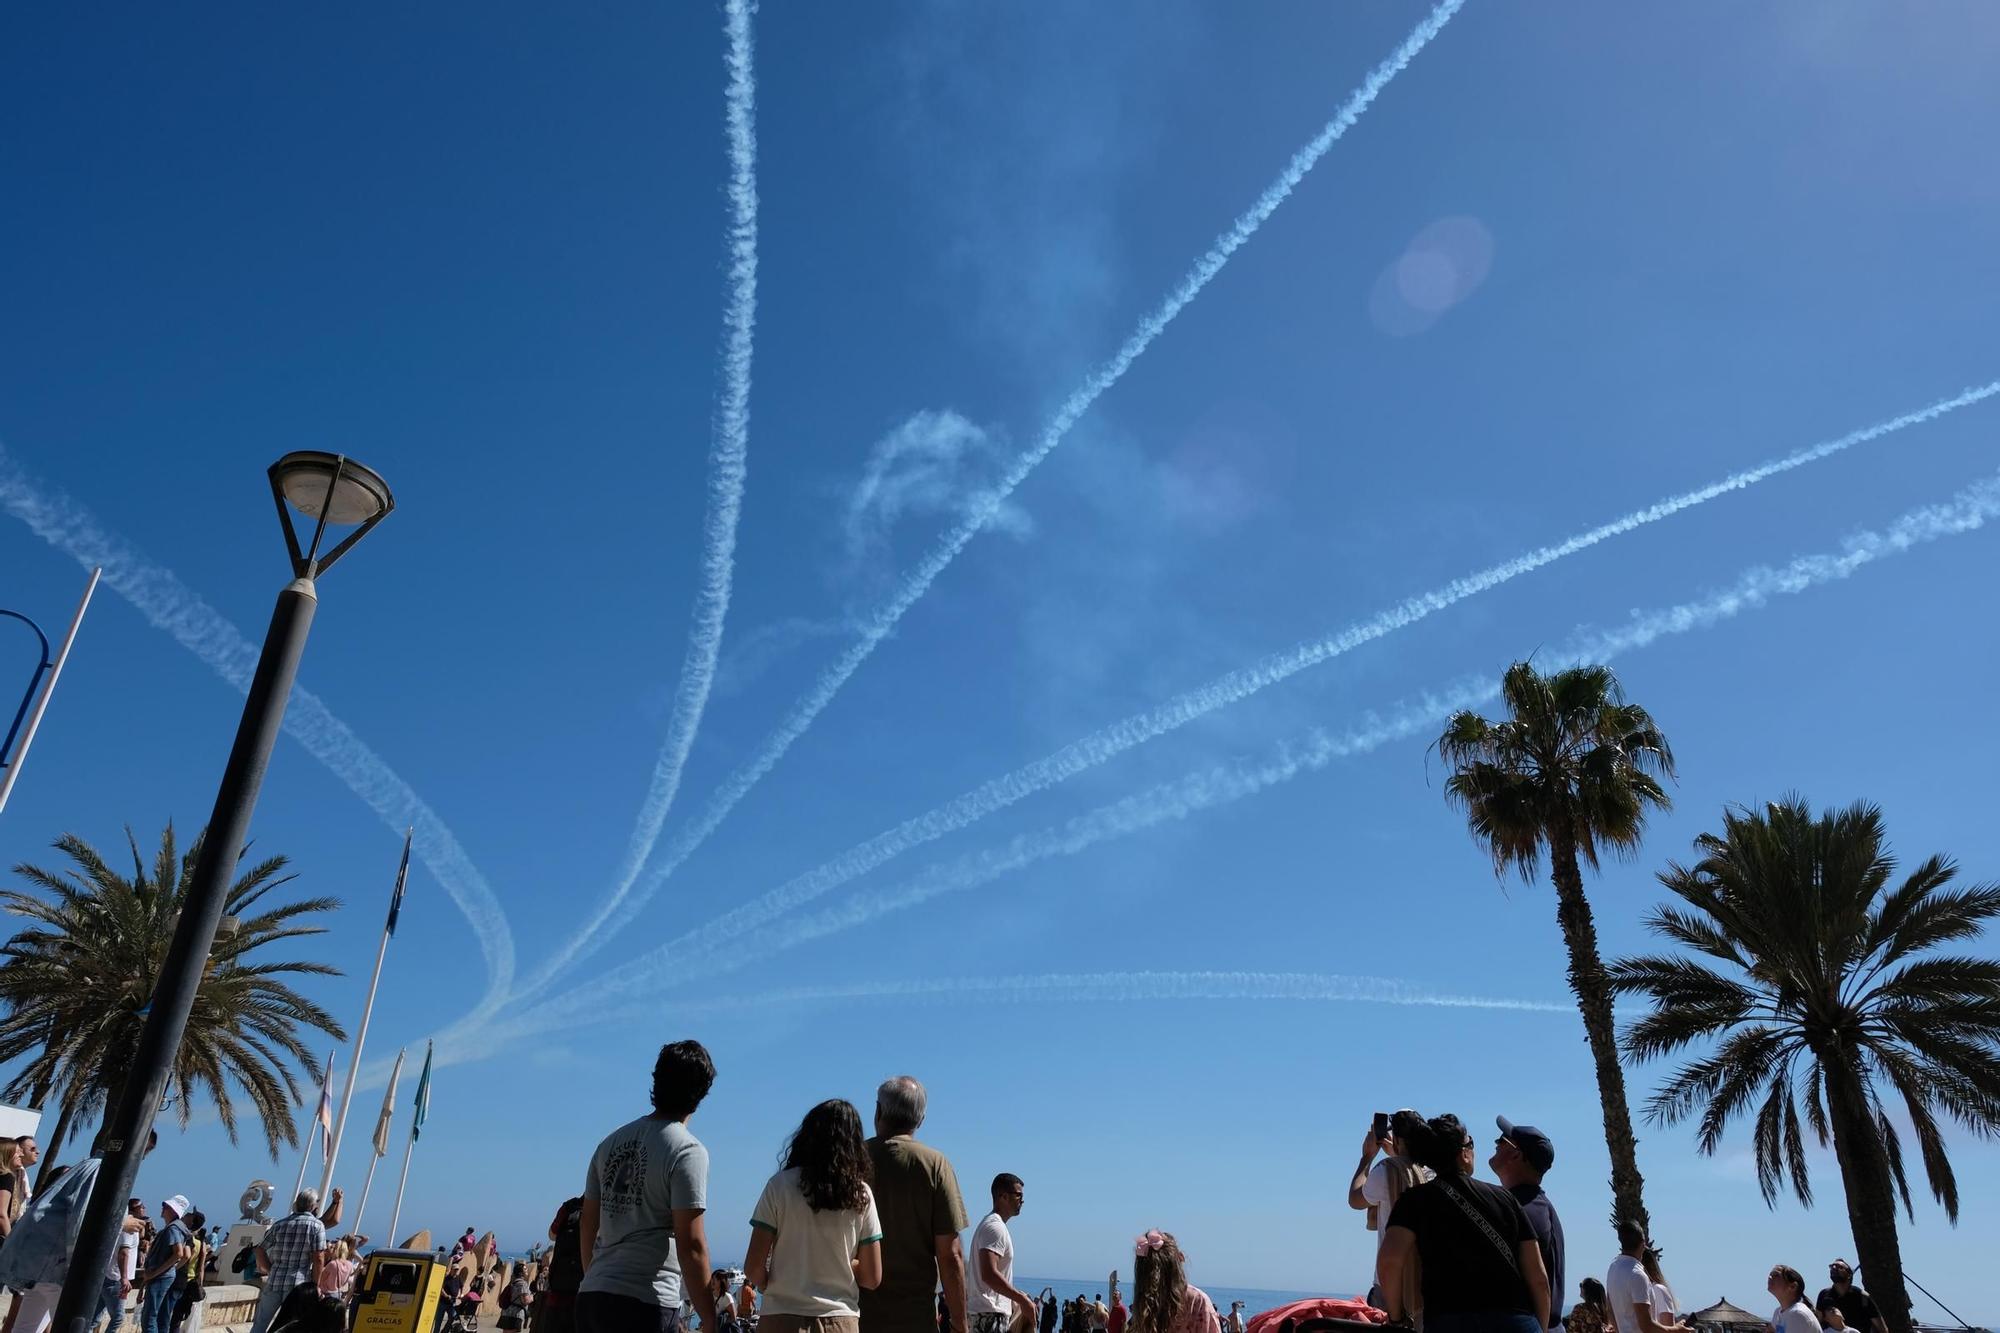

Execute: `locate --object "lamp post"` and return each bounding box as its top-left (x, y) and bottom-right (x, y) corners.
top-left (52, 453), bottom-right (394, 1333)
top-left (0, 566), bottom-right (100, 815)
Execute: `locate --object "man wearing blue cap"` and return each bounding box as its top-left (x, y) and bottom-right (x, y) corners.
top-left (1493, 1117), bottom-right (1564, 1331)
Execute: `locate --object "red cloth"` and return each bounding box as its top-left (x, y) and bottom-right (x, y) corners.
top-left (1110, 1305), bottom-right (1128, 1333)
top-left (1244, 1298), bottom-right (1387, 1333)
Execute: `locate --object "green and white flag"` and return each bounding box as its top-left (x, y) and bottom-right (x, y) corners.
top-left (411, 1040), bottom-right (432, 1142)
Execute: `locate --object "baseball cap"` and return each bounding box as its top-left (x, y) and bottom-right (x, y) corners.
top-left (1496, 1116), bottom-right (1556, 1173)
top-left (162, 1195), bottom-right (190, 1216)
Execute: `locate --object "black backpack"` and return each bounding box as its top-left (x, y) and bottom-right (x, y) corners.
top-left (547, 1199), bottom-right (586, 1295)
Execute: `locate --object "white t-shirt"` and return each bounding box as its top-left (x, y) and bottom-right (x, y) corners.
top-left (966, 1212), bottom-right (1015, 1315)
top-left (1775, 1302), bottom-right (1824, 1333)
top-left (1361, 1158), bottom-right (1431, 1252)
top-left (1649, 1282), bottom-right (1678, 1324)
top-left (749, 1167), bottom-right (882, 1319)
top-left (1607, 1256), bottom-right (1652, 1333)
top-left (110, 1229), bottom-right (139, 1282)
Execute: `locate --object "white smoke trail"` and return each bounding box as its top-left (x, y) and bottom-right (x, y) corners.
top-left (0, 445), bottom-right (518, 1008)
top-left (449, 967), bottom-right (1563, 1062)
top-left (528, 0), bottom-right (1472, 988)
top-left (514, 466), bottom-right (2000, 1027)
top-left (521, 0), bottom-right (762, 997)
top-left (519, 379), bottom-right (2000, 1008)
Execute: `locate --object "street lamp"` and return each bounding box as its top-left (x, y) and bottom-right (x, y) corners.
top-left (0, 568), bottom-right (102, 816)
top-left (52, 454), bottom-right (395, 1333)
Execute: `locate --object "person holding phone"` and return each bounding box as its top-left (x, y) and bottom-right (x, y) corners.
top-left (1348, 1110), bottom-right (1431, 1308)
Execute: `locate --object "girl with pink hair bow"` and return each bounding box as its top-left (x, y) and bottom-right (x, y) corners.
top-left (1128, 1231), bottom-right (1219, 1333)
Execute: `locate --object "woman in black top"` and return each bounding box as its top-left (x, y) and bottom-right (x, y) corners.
top-left (1376, 1113), bottom-right (1550, 1333)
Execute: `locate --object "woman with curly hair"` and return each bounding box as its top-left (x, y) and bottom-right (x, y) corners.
top-left (744, 1100), bottom-right (883, 1333)
top-left (1127, 1231), bottom-right (1218, 1333)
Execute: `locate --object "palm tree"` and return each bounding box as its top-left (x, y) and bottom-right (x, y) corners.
top-left (0, 822), bottom-right (346, 1176)
top-left (1435, 660), bottom-right (1674, 1230)
top-left (1609, 798), bottom-right (2000, 1333)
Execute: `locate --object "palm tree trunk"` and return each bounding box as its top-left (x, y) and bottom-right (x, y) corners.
top-left (1824, 1055), bottom-right (1914, 1333)
top-left (1547, 824), bottom-right (1650, 1231)
top-left (31, 1096), bottom-right (74, 1192)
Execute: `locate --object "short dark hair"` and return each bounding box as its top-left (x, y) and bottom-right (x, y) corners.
top-left (1616, 1219), bottom-right (1646, 1252)
top-left (651, 1039), bottom-right (716, 1119)
top-left (991, 1172), bottom-right (1023, 1199)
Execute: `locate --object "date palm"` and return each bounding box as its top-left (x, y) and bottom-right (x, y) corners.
top-left (0, 822), bottom-right (345, 1174)
top-left (1435, 660), bottom-right (1673, 1231)
top-left (1610, 797), bottom-right (2000, 1333)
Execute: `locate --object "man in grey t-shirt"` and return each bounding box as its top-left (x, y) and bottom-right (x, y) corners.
top-left (578, 1039), bottom-right (718, 1333)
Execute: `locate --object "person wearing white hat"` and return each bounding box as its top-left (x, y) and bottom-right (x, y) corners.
top-left (138, 1196), bottom-right (192, 1333)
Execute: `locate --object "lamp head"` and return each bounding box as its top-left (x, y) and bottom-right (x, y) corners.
top-left (269, 452), bottom-right (395, 577)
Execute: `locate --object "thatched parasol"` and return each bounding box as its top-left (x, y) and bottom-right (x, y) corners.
top-left (1688, 1300), bottom-right (1769, 1329)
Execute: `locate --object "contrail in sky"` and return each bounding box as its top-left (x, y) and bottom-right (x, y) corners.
top-left (0, 445), bottom-right (518, 1010)
top-left (520, 379), bottom-right (2000, 1006)
top-left (527, 0), bottom-right (1472, 989)
top-left (523, 0), bottom-right (763, 999)
top-left (451, 968), bottom-right (1564, 1061)
top-left (516, 465), bottom-right (2000, 1025)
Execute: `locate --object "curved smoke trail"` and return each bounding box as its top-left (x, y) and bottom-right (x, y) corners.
top-left (522, 0), bottom-right (762, 998)
top-left (527, 0), bottom-right (1472, 990)
top-left (0, 445), bottom-right (518, 1009)
top-left (514, 464), bottom-right (2000, 1027)
top-left (519, 380), bottom-right (2000, 1009)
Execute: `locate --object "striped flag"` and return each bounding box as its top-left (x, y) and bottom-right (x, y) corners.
top-left (411, 1040), bottom-right (432, 1142)
top-left (384, 827), bottom-right (413, 937)
top-left (372, 1047), bottom-right (406, 1158)
top-left (314, 1050), bottom-right (338, 1157)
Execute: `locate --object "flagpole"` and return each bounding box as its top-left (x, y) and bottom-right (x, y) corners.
top-left (323, 828), bottom-right (411, 1199)
top-left (353, 1152), bottom-right (381, 1236)
top-left (291, 1121), bottom-right (318, 1202)
top-left (294, 1048), bottom-right (336, 1204)
top-left (387, 1122), bottom-right (417, 1244)
top-left (388, 1040), bottom-right (432, 1246)
top-left (353, 1046), bottom-right (406, 1240)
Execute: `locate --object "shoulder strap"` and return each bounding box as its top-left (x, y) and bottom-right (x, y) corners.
top-left (1434, 1179), bottom-right (1519, 1274)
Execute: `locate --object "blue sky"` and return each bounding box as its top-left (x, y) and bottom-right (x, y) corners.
top-left (4, 0), bottom-right (2000, 1318)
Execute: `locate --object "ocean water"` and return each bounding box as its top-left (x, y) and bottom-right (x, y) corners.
top-left (1020, 1277), bottom-right (1350, 1322)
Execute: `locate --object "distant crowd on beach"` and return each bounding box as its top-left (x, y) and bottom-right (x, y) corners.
top-left (0, 1043), bottom-right (1906, 1333)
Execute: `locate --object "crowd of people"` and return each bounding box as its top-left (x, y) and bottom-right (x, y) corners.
top-left (545, 1042), bottom-right (1231, 1333)
top-left (1348, 1108), bottom-right (1894, 1333)
top-left (0, 1048), bottom-right (1912, 1333)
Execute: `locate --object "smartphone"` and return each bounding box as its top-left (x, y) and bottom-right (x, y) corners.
top-left (1372, 1111), bottom-right (1391, 1141)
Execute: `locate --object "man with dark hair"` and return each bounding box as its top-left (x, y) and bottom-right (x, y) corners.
top-left (862, 1076), bottom-right (968, 1333)
top-left (1492, 1117), bottom-right (1564, 1331)
top-left (578, 1039), bottom-right (718, 1333)
top-left (539, 1198), bottom-right (588, 1333)
top-left (966, 1175), bottom-right (1032, 1333)
top-left (1815, 1261), bottom-right (1887, 1333)
top-left (1607, 1220), bottom-right (1685, 1333)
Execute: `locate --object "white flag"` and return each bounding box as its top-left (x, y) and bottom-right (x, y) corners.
top-left (372, 1048), bottom-right (406, 1158)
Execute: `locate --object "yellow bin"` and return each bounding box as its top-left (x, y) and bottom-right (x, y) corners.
top-left (355, 1248), bottom-right (448, 1333)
